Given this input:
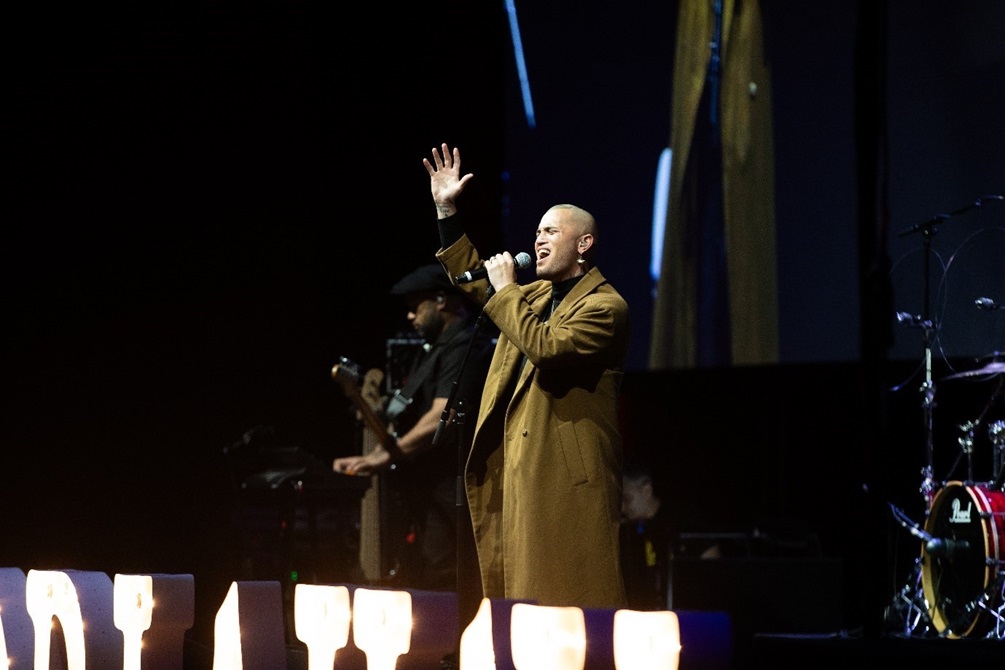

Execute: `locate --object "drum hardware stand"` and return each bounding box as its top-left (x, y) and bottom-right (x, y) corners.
top-left (884, 502), bottom-right (936, 636)
top-left (955, 421), bottom-right (976, 483)
top-left (885, 205), bottom-right (958, 637)
top-left (987, 574), bottom-right (1005, 640)
top-left (889, 196), bottom-right (1005, 638)
top-left (887, 567), bottom-right (934, 637)
top-left (992, 419), bottom-right (1005, 490)
top-left (884, 310), bottom-right (940, 637)
top-left (959, 573), bottom-right (1005, 640)
top-left (979, 376), bottom-right (1005, 489)
top-left (955, 374), bottom-right (1005, 489)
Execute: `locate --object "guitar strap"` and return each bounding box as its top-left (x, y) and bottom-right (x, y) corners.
top-left (385, 389), bottom-right (414, 424)
top-left (385, 342), bottom-right (434, 433)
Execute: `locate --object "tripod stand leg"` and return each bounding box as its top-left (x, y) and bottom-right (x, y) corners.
top-left (885, 558), bottom-right (935, 637)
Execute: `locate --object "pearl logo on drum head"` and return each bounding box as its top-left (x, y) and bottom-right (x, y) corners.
top-left (949, 497), bottom-right (973, 524)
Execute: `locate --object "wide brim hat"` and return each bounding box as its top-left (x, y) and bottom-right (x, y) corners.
top-left (389, 263), bottom-right (458, 296)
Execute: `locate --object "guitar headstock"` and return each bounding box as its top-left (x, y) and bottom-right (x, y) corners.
top-left (360, 368), bottom-right (385, 414)
top-left (331, 356), bottom-right (362, 393)
top-left (333, 357), bottom-right (392, 442)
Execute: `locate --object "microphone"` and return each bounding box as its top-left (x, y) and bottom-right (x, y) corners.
top-left (976, 297), bottom-right (1003, 310)
top-left (925, 537), bottom-right (971, 558)
top-left (896, 312), bottom-right (932, 328)
top-left (455, 252), bottom-right (533, 284)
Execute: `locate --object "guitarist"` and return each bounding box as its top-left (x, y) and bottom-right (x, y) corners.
top-left (333, 263), bottom-right (494, 594)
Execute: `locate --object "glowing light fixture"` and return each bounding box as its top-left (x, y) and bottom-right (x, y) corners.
top-left (650, 147), bottom-right (673, 288)
top-left (26, 569), bottom-right (84, 670)
top-left (459, 598), bottom-right (496, 669)
top-left (294, 584), bottom-right (351, 670)
top-left (613, 609), bottom-right (681, 670)
top-left (351, 587), bottom-right (412, 670)
top-left (114, 574), bottom-right (153, 670)
top-left (212, 581), bottom-right (287, 670)
top-left (509, 603), bottom-right (586, 670)
top-left (504, 0), bottom-right (536, 128)
top-left (114, 573), bottom-right (194, 670)
top-left (26, 569), bottom-right (121, 670)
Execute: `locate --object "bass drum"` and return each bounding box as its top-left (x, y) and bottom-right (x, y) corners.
top-left (921, 481), bottom-right (1005, 637)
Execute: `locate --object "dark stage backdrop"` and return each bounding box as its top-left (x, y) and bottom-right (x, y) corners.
top-left (1, 0), bottom-right (509, 643)
top-left (1, 0), bottom-right (1003, 647)
top-left (499, 0), bottom-right (1005, 371)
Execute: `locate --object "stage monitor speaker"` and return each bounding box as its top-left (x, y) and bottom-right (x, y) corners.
top-left (670, 557), bottom-right (845, 656)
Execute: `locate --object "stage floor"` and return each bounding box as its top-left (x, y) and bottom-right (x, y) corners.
top-left (745, 633), bottom-right (1005, 670)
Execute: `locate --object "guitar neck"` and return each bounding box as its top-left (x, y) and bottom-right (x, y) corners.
top-left (332, 364), bottom-right (397, 452)
top-left (332, 361), bottom-right (392, 584)
top-left (346, 385), bottom-right (395, 448)
top-left (361, 422), bottom-right (381, 456)
top-left (358, 424), bottom-right (383, 582)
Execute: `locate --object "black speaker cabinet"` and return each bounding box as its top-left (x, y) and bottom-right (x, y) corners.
top-left (670, 557), bottom-right (845, 654)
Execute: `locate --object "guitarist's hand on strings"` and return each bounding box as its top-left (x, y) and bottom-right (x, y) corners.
top-left (333, 396), bottom-right (449, 476)
top-left (333, 449), bottom-right (393, 477)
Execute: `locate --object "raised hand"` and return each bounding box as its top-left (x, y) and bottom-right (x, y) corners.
top-left (423, 143), bottom-right (474, 218)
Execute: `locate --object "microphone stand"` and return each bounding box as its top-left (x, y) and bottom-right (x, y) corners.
top-left (433, 304), bottom-right (493, 670)
top-left (895, 195), bottom-right (1005, 505)
top-left (885, 211), bottom-right (944, 638)
top-left (895, 214), bottom-right (946, 512)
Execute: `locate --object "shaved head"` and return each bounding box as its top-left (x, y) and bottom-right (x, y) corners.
top-left (548, 204), bottom-right (597, 238)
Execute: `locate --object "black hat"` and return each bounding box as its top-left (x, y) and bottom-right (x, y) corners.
top-left (389, 263), bottom-right (457, 296)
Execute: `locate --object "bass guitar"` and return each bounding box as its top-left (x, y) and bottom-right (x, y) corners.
top-left (331, 357), bottom-right (398, 583)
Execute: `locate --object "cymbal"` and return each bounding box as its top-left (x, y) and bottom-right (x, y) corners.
top-left (944, 361), bottom-right (1005, 380)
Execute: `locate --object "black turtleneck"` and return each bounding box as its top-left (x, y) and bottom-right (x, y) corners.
top-left (542, 273), bottom-right (585, 321)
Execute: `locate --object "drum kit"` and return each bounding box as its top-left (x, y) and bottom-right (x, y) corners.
top-left (886, 196), bottom-right (1005, 639)
top-left (887, 357), bottom-right (1005, 641)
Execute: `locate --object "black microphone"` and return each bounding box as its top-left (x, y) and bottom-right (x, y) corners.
top-left (976, 297), bottom-right (1003, 310)
top-left (455, 252), bottom-right (533, 284)
top-left (896, 312), bottom-right (933, 328)
top-left (925, 537), bottom-right (971, 558)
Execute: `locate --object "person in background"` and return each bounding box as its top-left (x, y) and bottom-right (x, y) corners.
top-left (621, 457), bottom-right (723, 610)
top-left (620, 458), bottom-right (674, 610)
top-left (333, 263), bottom-right (493, 592)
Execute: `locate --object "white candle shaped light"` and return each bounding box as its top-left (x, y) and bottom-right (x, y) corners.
top-left (509, 603), bottom-right (586, 670)
top-left (613, 609), bottom-right (681, 670)
top-left (351, 588), bottom-right (412, 670)
top-left (294, 584), bottom-right (351, 670)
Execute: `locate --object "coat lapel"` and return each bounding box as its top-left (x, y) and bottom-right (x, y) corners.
top-left (512, 269), bottom-right (607, 394)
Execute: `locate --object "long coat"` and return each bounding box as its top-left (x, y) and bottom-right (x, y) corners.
top-left (438, 236), bottom-right (631, 608)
